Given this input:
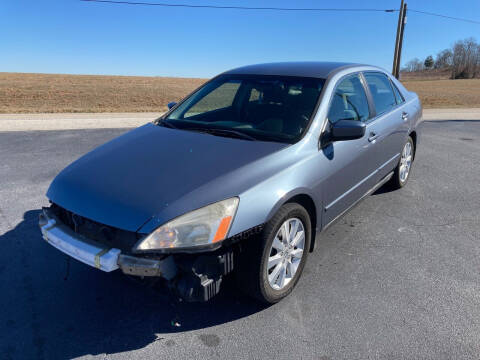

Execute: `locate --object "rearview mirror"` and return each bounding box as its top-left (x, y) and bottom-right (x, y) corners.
top-left (330, 120), bottom-right (366, 141)
top-left (167, 101), bottom-right (177, 110)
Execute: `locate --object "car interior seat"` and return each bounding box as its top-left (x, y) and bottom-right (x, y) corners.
top-left (282, 87), bottom-right (320, 135)
top-left (255, 84), bottom-right (286, 133)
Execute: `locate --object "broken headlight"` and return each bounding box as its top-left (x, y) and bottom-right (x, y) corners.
top-left (134, 197), bottom-right (239, 251)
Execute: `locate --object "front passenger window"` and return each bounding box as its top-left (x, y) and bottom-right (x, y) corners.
top-left (327, 74), bottom-right (370, 124)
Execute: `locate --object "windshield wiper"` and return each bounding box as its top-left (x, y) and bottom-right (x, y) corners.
top-left (187, 127), bottom-right (257, 141)
top-left (207, 128), bottom-right (257, 141)
top-left (159, 121), bottom-right (257, 141)
top-left (159, 119), bottom-right (179, 129)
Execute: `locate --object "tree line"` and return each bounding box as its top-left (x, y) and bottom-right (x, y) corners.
top-left (402, 37), bottom-right (480, 79)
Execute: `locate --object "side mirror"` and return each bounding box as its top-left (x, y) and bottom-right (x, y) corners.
top-left (167, 101), bottom-right (177, 110)
top-left (330, 120), bottom-right (366, 141)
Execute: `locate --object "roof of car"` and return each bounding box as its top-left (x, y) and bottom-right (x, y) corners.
top-left (223, 62), bottom-right (366, 79)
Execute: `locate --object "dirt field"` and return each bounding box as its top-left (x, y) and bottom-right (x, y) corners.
top-left (0, 72), bottom-right (205, 113)
top-left (402, 78), bottom-right (480, 108)
top-left (1, 71), bottom-right (479, 113)
top-left (400, 68), bottom-right (480, 108)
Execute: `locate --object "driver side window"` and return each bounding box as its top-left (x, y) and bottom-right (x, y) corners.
top-left (327, 74), bottom-right (370, 124)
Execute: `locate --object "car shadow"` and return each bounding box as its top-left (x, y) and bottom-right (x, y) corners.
top-left (371, 181), bottom-right (394, 196)
top-left (0, 210), bottom-right (268, 359)
top-left (424, 119), bottom-right (480, 123)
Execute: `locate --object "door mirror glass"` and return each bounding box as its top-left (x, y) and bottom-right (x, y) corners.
top-left (330, 120), bottom-right (366, 141)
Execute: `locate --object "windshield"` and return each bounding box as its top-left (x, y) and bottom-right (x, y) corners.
top-left (162, 74), bottom-right (325, 143)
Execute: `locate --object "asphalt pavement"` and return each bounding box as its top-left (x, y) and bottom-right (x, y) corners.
top-left (0, 120), bottom-right (479, 359)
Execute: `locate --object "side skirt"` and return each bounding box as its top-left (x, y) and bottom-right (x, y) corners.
top-left (322, 171), bottom-right (394, 231)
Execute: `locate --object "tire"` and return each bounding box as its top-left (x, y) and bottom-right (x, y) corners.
top-left (236, 203), bottom-right (311, 304)
top-left (390, 136), bottom-right (415, 189)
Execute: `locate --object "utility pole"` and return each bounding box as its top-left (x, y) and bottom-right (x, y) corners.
top-left (392, 0), bottom-right (407, 79)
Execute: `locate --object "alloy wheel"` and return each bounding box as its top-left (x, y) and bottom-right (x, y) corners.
top-left (399, 141), bottom-right (413, 183)
top-left (266, 218), bottom-right (305, 290)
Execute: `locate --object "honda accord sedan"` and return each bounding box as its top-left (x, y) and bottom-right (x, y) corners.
top-left (40, 62), bottom-right (422, 303)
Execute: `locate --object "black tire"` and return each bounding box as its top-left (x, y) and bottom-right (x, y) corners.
top-left (390, 136), bottom-right (415, 189)
top-left (236, 203), bottom-right (311, 304)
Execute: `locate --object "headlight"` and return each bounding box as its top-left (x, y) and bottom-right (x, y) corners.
top-left (134, 197), bottom-right (239, 251)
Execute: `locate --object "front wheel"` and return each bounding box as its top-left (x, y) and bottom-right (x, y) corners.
top-left (390, 136), bottom-right (414, 189)
top-left (236, 203), bottom-right (311, 303)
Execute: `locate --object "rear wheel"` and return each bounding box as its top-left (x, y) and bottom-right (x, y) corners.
top-left (236, 203), bottom-right (311, 303)
top-left (390, 136), bottom-right (414, 189)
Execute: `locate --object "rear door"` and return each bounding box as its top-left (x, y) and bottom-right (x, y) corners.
top-left (321, 73), bottom-right (380, 226)
top-left (362, 72), bottom-right (409, 180)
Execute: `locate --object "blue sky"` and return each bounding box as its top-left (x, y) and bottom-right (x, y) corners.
top-left (1, 0), bottom-right (479, 78)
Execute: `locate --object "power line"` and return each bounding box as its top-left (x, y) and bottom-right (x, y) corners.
top-left (79, 0), bottom-right (397, 13)
top-left (408, 9), bottom-right (480, 25)
top-left (80, 1), bottom-right (480, 25)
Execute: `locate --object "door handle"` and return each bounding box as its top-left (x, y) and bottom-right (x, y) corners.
top-left (368, 131), bottom-right (378, 142)
top-left (402, 112), bottom-right (409, 121)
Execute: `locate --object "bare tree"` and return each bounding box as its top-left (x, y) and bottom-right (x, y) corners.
top-left (434, 49), bottom-right (453, 69)
top-left (473, 44), bottom-right (480, 78)
top-left (402, 37), bottom-right (479, 79)
top-left (451, 37), bottom-right (479, 79)
top-left (402, 58), bottom-right (423, 72)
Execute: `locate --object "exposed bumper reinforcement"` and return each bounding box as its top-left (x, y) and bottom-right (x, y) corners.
top-left (39, 208), bottom-right (177, 278)
top-left (39, 207), bottom-right (235, 301)
top-left (118, 254), bottom-right (176, 279)
top-left (39, 210), bottom-right (121, 272)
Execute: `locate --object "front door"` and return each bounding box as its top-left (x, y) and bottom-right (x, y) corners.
top-left (320, 73), bottom-right (380, 226)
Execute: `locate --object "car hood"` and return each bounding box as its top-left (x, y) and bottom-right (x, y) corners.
top-left (47, 123), bottom-right (288, 232)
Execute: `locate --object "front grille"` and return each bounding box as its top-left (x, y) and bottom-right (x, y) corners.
top-left (51, 203), bottom-right (141, 253)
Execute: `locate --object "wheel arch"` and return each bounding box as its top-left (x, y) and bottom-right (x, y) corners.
top-left (409, 130), bottom-right (417, 159)
top-left (266, 191), bottom-right (319, 253)
top-left (285, 194), bottom-right (317, 252)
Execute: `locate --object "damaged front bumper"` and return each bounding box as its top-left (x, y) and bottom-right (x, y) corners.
top-left (39, 208), bottom-right (235, 301)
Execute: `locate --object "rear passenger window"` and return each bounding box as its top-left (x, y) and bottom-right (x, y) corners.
top-left (327, 74), bottom-right (370, 124)
top-left (363, 72), bottom-right (397, 115)
top-left (391, 81), bottom-right (405, 104)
